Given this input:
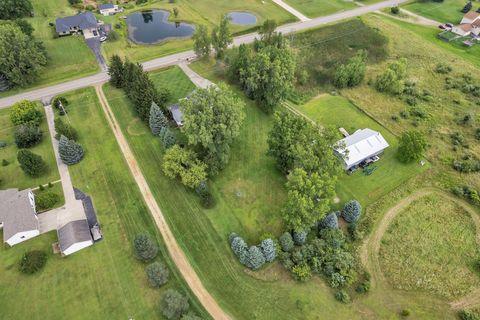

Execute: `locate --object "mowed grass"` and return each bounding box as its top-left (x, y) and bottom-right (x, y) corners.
top-left (379, 193), bottom-right (480, 299)
top-left (284, 0), bottom-right (358, 18)
top-left (0, 87), bottom-right (208, 319)
top-left (0, 105), bottom-right (59, 190)
top-left (101, 0), bottom-right (296, 62)
top-left (293, 95), bottom-right (428, 206)
top-left (404, 0), bottom-right (467, 23)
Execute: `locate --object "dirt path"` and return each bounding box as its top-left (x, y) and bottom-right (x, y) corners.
top-left (95, 85), bottom-right (231, 320)
top-left (360, 187), bottom-right (480, 309)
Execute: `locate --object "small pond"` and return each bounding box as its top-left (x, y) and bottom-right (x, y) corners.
top-left (126, 10), bottom-right (195, 44)
top-left (227, 12), bottom-right (257, 25)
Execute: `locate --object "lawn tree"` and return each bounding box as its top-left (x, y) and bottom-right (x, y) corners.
top-left (180, 84), bottom-right (245, 174)
top-left (133, 233), bottom-right (158, 261)
top-left (375, 58), bottom-right (408, 95)
top-left (145, 261), bottom-right (170, 288)
top-left (192, 24), bottom-right (211, 58)
top-left (397, 130), bottom-right (427, 163)
top-left (319, 212), bottom-right (338, 229)
top-left (259, 19), bottom-right (278, 43)
top-left (283, 168), bottom-right (336, 232)
top-left (341, 200), bottom-right (362, 223)
top-left (160, 289), bottom-right (190, 320)
top-left (9, 100), bottom-right (42, 125)
top-left (279, 232), bottom-right (294, 252)
top-left (260, 238), bottom-right (276, 262)
top-left (293, 230), bottom-right (307, 246)
top-left (333, 50), bottom-right (367, 88)
top-left (58, 135), bottom-right (84, 165)
top-left (0, 24), bottom-right (47, 87)
top-left (14, 123), bottom-right (42, 148)
top-left (19, 250), bottom-right (47, 274)
top-left (108, 54), bottom-right (125, 88)
top-left (159, 127), bottom-right (177, 149)
top-left (246, 246), bottom-right (266, 270)
top-left (54, 118), bottom-right (78, 141)
top-left (17, 149), bottom-right (47, 177)
top-left (149, 102), bottom-right (168, 136)
top-left (230, 235), bottom-right (248, 265)
top-left (0, 0), bottom-right (33, 19)
top-left (227, 44), bottom-right (251, 82)
top-left (211, 14), bottom-right (232, 58)
top-left (162, 145), bottom-right (207, 189)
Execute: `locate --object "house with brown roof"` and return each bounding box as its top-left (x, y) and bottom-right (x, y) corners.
top-left (452, 11), bottom-right (480, 36)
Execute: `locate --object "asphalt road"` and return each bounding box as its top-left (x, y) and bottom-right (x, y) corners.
top-left (0, 0), bottom-right (409, 109)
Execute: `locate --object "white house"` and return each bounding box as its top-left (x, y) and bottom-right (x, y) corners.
top-left (335, 128), bottom-right (389, 170)
top-left (98, 3), bottom-right (123, 16)
top-left (57, 220), bottom-right (94, 256)
top-left (0, 189), bottom-right (40, 246)
top-left (452, 11), bottom-right (480, 36)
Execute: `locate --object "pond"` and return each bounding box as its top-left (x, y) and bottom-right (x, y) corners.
top-left (227, 12), bottom-right (257, 25)
top-left (126, 10), bottom-right (195, 44)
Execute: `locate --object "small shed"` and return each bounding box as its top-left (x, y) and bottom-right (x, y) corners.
top-left (169, 104), bottom-right (184, 127)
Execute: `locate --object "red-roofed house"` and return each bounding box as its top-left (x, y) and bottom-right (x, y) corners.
top-left (452, 11), bottom-right (480, 36)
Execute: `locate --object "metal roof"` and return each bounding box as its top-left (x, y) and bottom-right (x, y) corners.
top-left (169, 104), bottom-right (184, 126)
top-left (55, 12), bottom-right (97, 33)
top-left (57, 220), bottom-right (92, 253)
top-left (0, 189), bottom-right (38, 242)
top-left (98, 3), bottom-right (115, 10)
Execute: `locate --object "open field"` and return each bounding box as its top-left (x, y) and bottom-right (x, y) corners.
top-left (293, 94), bottom-right (427, 206)
top-left (101, 0), bottom-right (296, 62)
top-left (379, 193), bottom-right (480, 299)
top-left (0, 105), bottom-right (59, 190)
top-left (404, 0), bottom-right (468, 23)
top-left (283, 0), bottom-right (358, 18)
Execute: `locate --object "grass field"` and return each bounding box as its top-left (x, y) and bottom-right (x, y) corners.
top-left (379, 193), bottom-right (480, 299)
top-left (293, 94), bottom-right (427, 206)
top-left (404, 0), bottom-right (467, 23)
top-left (0, 105), bottom-right (60, 190)
top-left (283, 0), bottom-right (358, 18)
top-left (0, 87), bottom-right (208, 319)
top-left (33, 182), bottom-right (65, 212)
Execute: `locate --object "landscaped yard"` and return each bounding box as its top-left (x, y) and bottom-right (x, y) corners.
top-left (293, 94), bottom-right (428, 206)
top-left (379, 193), bottom-right (480, 299)
top-left (404, 0), bottom-right (469, 23)
top-left (0, 105), bottom-right (59, 190)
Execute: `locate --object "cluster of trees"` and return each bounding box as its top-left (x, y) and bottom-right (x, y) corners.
top-left (375, 58), bottom-right (408, 95)
top-left (229, 233), bottom-right (276, 270)
top-left (333, 50), bottom-right (367, 89)
top-left (397, 130), bottom-right (427, 163)
top-left (109, 55), bottom-right (169, 122)
top-left (453, 154), bottom-right (480, 173)
top-left (192, 15), bottom-right (233, 59)
top-left (0, 0), bottom-right (33, 20)
top-left (149, 102), bottom-right (177, 149)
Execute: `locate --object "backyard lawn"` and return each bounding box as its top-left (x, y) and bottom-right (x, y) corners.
top-left (293, 95), bottom-right (428, 206)
top-left (404, 0), bottom-right (468, 23)
top-left (0, 105), bottom-right (60, 190)
top-left (379, 193), bottom-right (480, 299)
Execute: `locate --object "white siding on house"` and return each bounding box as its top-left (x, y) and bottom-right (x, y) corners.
top-left (6, 230), bottom-right (40, 246)
top-left (62, 240), bottom-right (93, 256)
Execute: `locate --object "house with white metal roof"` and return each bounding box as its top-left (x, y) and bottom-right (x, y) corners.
top-left (335, 128), bottom-right (389, 170)
top-left (98, 3), bottom-right (123, 16)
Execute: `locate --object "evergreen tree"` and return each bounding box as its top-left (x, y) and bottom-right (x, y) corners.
top-left (160, 127), bottom-right (177, 149)
top-left (319, 212), bottom-right (339, 229)
top-left (246, 246), bottom-right (266, 270)
top-left (230, 235), bottom-right (248, 265)
top-left (160, 289), bottom-right (190, 320)
top-left (293, 230), bottom-right (308, 245)
top-left (149, 102), bottom-right (168, 136)
top-left (58, 135), bottom-right (84, 165)
top-left (133, 233), bottom-right (158, 261)
top-left (17, 149), bottom-right (46, 177)
top-left (145, 261), bottom-right (169, 288)
top-left (462, 1), bottom-right (472, 13)
top-left (279, 232), bottom-right (294, 252)
top-left (260, 238), bottom-right (276, 262)
top-left (54, 118), bottom-right (78, 141)
top-left (108, 54), bottom-right (125, 88)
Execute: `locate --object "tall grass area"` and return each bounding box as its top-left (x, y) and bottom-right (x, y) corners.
top-left (379, 193), bottom-right (480, 299)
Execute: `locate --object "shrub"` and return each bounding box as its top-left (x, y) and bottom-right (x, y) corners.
top-left (330, 272), bottom-right (346, 288)
top-left (459, 309), bottom-right (480, 320)
top-left (355, 280), bottom-right (371, 293)
top-left (0, 141), bottom-right (6, 148)
top-left (453, 155), bottom-right (480, 173)
top-left (54, 118), bottom-right (78, 141)
top-left (260, 238), bottom-right (276, 262)
top-left (319, 212), bottom-right (338, 229)
top-left (59, 135), bottom-right (84, 165)
top-left (292, 262), bottom-right (311, 281)
top-left (35, 192), bottom-right (60, 211)
top-left (14, 123), bottom-right (42, 148)
top-left (160, 289), bottom-right (189, 320)
top-left (293, 230), bottom-right (307, 245)
top-left (38, 184), bottom-right (44, 191)
top-left (2, 159), bottom-right (8, 166)
top-left (279, 232), bottom-right (294, 252)
top-left (245, 246), bottom-right (266, 270)
top-left (10, 100), bottom-right (42, 125)
top-left (19, 250), bottom-right (47, 274)
top-left (107, 30), bottom-right (119, 41)
top-left (462, 1), bottom-right (472, 13)
top-left (342, 200), bottom-right (362, 223)
top-left (334, 290), bottom-right (351, 304)
top-left (195, 181), bottom-right (214, 208)
top-left (400, 309), bottom-right (411, 317)
top-left (391, 6), bottom-right (399, 14)
top-left (133, 233), bottom-right (158, 262)
top-left (279, 251), bottom-right (294, 269)
top-left (375, 58), bottom-right (407, 95)
top-left (17, 149), bottom-right (47, 177)
top-left (435, 63), bottom-right (452, 74)
top-left (160, 127), bottom-right (177, 149)
top-left (333, 50), bottom-right (367, 88)
top-left (145, 261), bottom-right (169, 288)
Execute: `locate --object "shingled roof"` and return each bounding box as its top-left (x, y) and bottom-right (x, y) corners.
top-left (57, 220), bottom-right (92, 253)
top-left (55, 12), bottom-right (97, 33)
top-left (98, 3), bottom-right (115, 10)
top-left (0, 189), bottom-right (38, 242)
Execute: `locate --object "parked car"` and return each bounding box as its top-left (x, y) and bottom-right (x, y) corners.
top-left (99, 36), bottom-right (107, 42)
top-left (445, 23), bottom-right (453, 29)
top-left (438, 24), bottom-right (446, 30)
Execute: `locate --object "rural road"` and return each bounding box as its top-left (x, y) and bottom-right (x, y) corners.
top-left (0, 0), bottom-right (409, 109)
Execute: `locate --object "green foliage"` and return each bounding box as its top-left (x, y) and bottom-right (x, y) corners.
top-left (0, 0), bottom-right (33, 19)
top-left (318, 212), bottom-right (338, 229)
top-left (0, 141), bottom-right (6, 148)
top-left (108, 54), bottom-right (125, 88)
top-left (10, 100), bottom-right (42, 126)
top-left (293, 230), bottom-right (307, 246)
top-left (400, 309), bottom-right (411, 317)
top-left (375, 58), bottom-right (408, 95)
top-left (260, 238), bottom-right (276, 262)
top-left (149, 102), bottom-right (168, 136)
top-left (163, 145), bottom-right (207, 189)
top-left (453, 155), bottom-right (480, 173)
top-left (230, 235), bottom-right (248, 265)
top-left (334, 290), bottom-right (351, 304)
top-left (459, 309), bottom-right (480, 320)
top-left (181, 84), bottom-right (245, 174)
top-left (259, 19), bottom-right (278, 44)
top-left (14, 123), bottom-right (42, 148)
top-left (211, 14), bottom-right (232, 58)
top-left (2, 159), bottom-right (9, 166)
top-left (35, 192), bottom-right (60, 211)
top-left (397, 130), bottom-right (427, 163)
top-left (160, 289), bottom-right (190, 320)
top-left (53, 96), bottom-right (69, 115)
top-left (13, 19), bottom-right (34, 36)
top-left (17, 149), bottom-right (47, 177)
top-left (227, 44), bottom-right (251, 83)
top-left (192, 25), bottom-right (211, 58)
top-left (19, 250), bottom-right (47, 274)
top-left (341, 200), bottom-right (362, 223)
top-left (390, 6), bottom-right (399, 14)
top-left (245, 246), bottom-right (266, 270)
top-left (195, 181), bottom-right (214, 208)
top-left (54, 118), bottom-right (78, 141)
top-left (462, 1), bottom-right (472, 13)
top-left (0, 24), bottom-right (47, 87)
top-left (292, 262), bottom-right (312, 281)
top-left (159, 127), bottom-right (177, 149)
top-left (452, 185), bottom-right (480, 206)
top-left (435, 62), bottom-right (452, 74)
top-left (333, 50), bottom-right (367, 88)
top-left (279, 232), bottom-right (294, 252)
top-left (107, 30), bottom-right (119, 41)
top-left (58, 135), bottom-right (84, 165)
top-left (133, 233), bottom-right (159, 262)
top-left (145, 261), bottom-right (170, 288)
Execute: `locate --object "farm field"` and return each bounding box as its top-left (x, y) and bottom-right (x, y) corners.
top-left (0, 104), bottom-right (59, 190)
top-left (404, 0), bottom-right (468, 24)
top-left (379, 193), bottom-right (480, 299)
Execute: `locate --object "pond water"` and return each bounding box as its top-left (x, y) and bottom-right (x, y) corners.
top-left (126, 10), bottom-right (195, 44)
top-left (227, 12), bottom-right (257, 25)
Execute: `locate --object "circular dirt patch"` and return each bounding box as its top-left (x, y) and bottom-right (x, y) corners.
top-left (127, 118), bottom-right (147, 136)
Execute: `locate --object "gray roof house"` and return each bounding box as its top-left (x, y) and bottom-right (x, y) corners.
top-left (98, 3), bottom-right (123, 16)
top-left (169, 104), bottom-right (184, 127)
top-left (0, 189), bottom-right (40, 246)
top-left (55, 12), bottom-right (99, 37)
top-left (58, 220), bottom-right (93, 256)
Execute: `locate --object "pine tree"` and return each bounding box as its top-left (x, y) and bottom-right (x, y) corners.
top-left (246, 246), bottom-right (266, 270)
top-left (58, 135), bottom-right (84, 165)
top-left (133, 233), bottom-right (158, 261)
top-left (108, 54), bottom-right (125, 88)
top-left (160, 127), bottom-right (177, 149)
top-left (149, 102), bottom-right (168, 136)
top-left (260, 238), bottom-right (276, 262)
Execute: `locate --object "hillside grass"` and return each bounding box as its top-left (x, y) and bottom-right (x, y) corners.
top-left (404, 0), bottom-right (467, 23)
top-left (0, 105), bottom-right (60, 190)
top-left (379, 193), bottom-right (480, 299)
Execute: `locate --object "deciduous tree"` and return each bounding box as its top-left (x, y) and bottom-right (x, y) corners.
top-left (160, 289), bottom-right (190, 320)
top-left (192, 25), bottom-right (211, 58)
top-left (0, 0), bottom-right (33, 19)
top-left (145, 261), bottom-right (169, 288)
top-left (211, 15), bottom-right (232, 58)
top-left (17, 149), bottom-right (47, 177)
top-left (9, 100), bottom-right (42, 125)
top-left (333, 50), bottom-right (367, 88)
top-left (397, 130), bottom-right (427, 163)
top-left (162, 146), bottom-right (207, 189)
top-left (14, 123), bottom-right (42, 148)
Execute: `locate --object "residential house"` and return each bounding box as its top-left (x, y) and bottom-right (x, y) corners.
top-left (452, 11), bottom-right (480, 37)
top-left (0, 189), bottom-right (40, 246)
top-left (335, 128), bottom-right (389, 170)
top-left (98, 3), bottom-right (123, 16)
top-left (57, 220), bottom-right (93, 256)
top-left (169, 104), bottom-right (184, 127)
top-left (55, 12), bottom-right (99, 38)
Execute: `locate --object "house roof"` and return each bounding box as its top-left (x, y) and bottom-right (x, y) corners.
top-left (464, 11), bottom-right (480, 20)
top-left (0, 189), bottom-right (38, 242)
top-left (57, 220), bottom-right (92, 253)
top-left (335, 128), bottom-right (389, 168)
top-left (460, 23), bottom-right (473, 32)
top-left (472, 20), bottom-right (480, 27)
top-left (98, 3), bottom-right (115, 10)
top-left (169, 104), bottom-right (183, 126)
top-left (55, 12), bottom-right (97, 33)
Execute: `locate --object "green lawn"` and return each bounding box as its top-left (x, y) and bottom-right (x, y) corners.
top-left (284, 0), bottom-right (358, 18)
top-left (404, 0), bottom-right (467, 23)
top-left (293, 95), bottom-right (428, 206)
top-left (379, 193), bottom-right (480, 299)
top-left (33, 182), bottom-right (65, 212)
top-left (0, 105), bottom-right (60, 190)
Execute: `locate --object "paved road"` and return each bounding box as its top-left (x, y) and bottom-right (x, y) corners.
top-left (0, 0), bottom-right (409, 109)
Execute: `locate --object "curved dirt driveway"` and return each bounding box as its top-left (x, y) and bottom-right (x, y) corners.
top-left (360, 187), bottom-right (480, 310)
